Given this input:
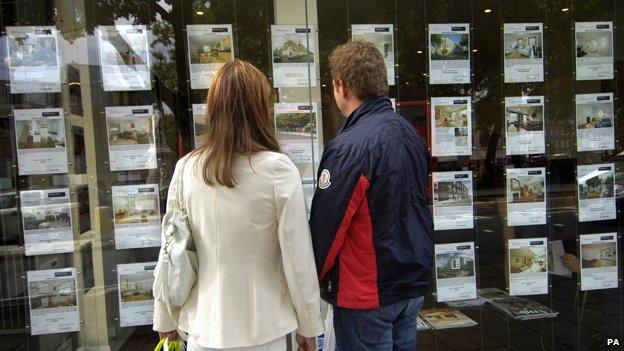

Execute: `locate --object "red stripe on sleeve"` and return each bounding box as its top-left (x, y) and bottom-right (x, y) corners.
top-left (318, 174), bottom-right (370, 280)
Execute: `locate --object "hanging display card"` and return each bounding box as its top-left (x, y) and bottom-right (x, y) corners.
top-left (506, 167), bottom-right (546, 226)
top-left (577, 163), bottom-right (616, 222)
top-left (20, 188), bottom-right (73, 256)
top-left (105, 105), bottom-right (157, 171)
top-left (271, 25), bottom-right (316, 88)
top-left (186, 24), bottom-right (234, 90)
top-left (117, 262), bottom-right (156, 327)
top-left (7, 26), bottom-right (62, 93)
top-left (274, 102), bottom-right (320, 165)
top-left (504, 96), bottom-right (545, 155)
top-left (97, 25), bottom-right (151, 91)
top-left (351, 24), bottom-right (395, 85)
top-left (575, 22), bottom-right (614, 81)
top-left (575, 93), bottom-right (614, 152)
top-left (27, 268), bottom-right (80, 335)
top-left (112, 184), bottom-right (161, 249)
top-left (192, 103), bottom-right (207, 146)
top-left (14, 108), bottom-right (68, 175)
top-left (435, 242), bottom-right (477, 302)
top-left (431, 97), bottom-right (472, 156)
top-left (580, 233), bottom-right (618, 291)
top-left (508, 238), bottom-right (548, 296)
top-left (432, 171), bottom-right (474, 230)
top-left (429, 23), bottom-right (470, 84)
top-left (503, 23), bottom-right (544, 83)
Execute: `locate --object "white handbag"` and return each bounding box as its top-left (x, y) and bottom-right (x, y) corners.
top-left (153, 157), bottom-right (198, 309)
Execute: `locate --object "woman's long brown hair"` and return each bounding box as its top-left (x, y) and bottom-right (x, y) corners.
top-left (190, 60), bottom-right (280, 187)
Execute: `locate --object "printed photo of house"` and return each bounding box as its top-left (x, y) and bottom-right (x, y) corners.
top-left (431, 33), bottom-right (469, 60)
top-left (16, 118), bottom-right (65, 150)
top-left (510, 247), bottom-right (547, 274)
top-left (119, 271), bottom-right (154, 302)
top-left (434, 180), bottom-right (471, 207)
top-left (506, 105), bottom-right (544, 133)
top-left (578, 170), bottom-right (614, 200)
top-left (436, 251), bottom-right (474, 279)
top-left (188, 34), bottom-right (232, 65)
top-left (29, 278), bottom-right (77, 310)
top-left (576, 101), bottom-right (613, 129)
top-left (504, 33), bottom-right (542, 59)
top-left (508, 175), bottom-right (544, 204)
top-left (576, 31), bottom-right (612, 58)
top-left (107, 116), bottom-right (154, 146)
top-left (581, 242), bottom-right (617, 268)
top-left (272, 35), bottom-right (314, 64)
top-left (9, 34), bottom-right (57, 67)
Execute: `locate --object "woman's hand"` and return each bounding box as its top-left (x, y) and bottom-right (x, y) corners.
top-left (158, 330), bottom-right (179, 341)
top-left (295, 334), bottom-right (316, 351)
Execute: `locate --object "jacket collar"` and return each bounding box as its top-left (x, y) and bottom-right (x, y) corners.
top-left (340, 96), bottom-right (393, 133)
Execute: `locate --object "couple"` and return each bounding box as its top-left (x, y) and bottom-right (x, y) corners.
top-left (153, 41), bottom-right (433, 351)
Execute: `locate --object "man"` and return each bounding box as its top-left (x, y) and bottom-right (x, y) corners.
top-left (309, 41), bottom-right (433, 350)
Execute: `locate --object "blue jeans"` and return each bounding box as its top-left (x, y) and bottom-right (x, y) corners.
top-left (333, 296), bottom-right (425, 351)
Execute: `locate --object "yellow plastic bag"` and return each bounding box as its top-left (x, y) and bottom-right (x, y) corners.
top-left (154, 338), bottom-right (184, 351)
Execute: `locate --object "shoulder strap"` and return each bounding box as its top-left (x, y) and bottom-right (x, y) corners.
top-left (175, 155), bottom-right (191, 210)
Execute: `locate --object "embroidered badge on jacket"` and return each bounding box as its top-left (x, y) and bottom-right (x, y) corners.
top-left (319, 169), bottom-right (331, 189)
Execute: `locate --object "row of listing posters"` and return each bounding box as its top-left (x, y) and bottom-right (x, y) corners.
top-left (433, 235), bottom-right (619, 303)
top-left (4, 21), bottom-right (613, 94)
top-left (27, 264), bottom-right (157, 335)
top-left (12, 93), bottom-right (613, 176)
top-left (432, 164), bottom-right (615, 230)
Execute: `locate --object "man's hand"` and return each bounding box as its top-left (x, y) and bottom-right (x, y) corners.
top-left (561, 253), bottom-right (580, 273)
top-left (158, 330), bottom-right (179, 341)
top-left (295, 334), bottom-right (316, 351)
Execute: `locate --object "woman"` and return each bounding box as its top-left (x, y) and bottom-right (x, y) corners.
top-left (153, 60), bottom-right (324, 351)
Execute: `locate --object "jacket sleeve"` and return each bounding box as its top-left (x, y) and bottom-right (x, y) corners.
top-left (273, 154), bottom-right (325, 338)
top-left (309, 146), bottom-right (368, 281)
top-left (153, 156), bottom-right (186, 333)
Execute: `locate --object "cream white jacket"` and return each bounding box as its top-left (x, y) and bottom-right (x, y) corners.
top-left (153, 151), bottom-right (324, 349)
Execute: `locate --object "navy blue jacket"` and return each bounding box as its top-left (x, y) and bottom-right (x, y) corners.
top-left (310, 96), bottom-right (433, 309)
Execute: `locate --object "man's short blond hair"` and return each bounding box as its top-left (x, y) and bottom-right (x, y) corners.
top-left (329, 40), bottom-right (389, 100)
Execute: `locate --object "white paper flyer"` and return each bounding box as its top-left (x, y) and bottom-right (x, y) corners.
top-left (27, 268), bottom-right (80, 335)
top-left (351, 24), bottom-right (395, 85)
top-left (575, 93), bottom-right (614, 152)
top-left (186, 24), bottom-right (234, 90)
top-left (192, 103), bottom-right (207, 146)
top-left (97, 25), bottom-right (151, 91)
top-left (271, 25), bottom-right (316, 88)
top-left (503, 23), bottom-right (544, 83)
top-left (117, 262), bottom-right (156, 327)
top-left (431, 97), bottom-right (472, 156)
top-left (20, 188), bottom-right (73, 256)
top-left (580, 233), bottom-right (618, 291)
top-left (112, 184), bottom-right (161, 249)
top-left (274, 103), bottom-right (320, 165)
top-left (435, 242), bottom-right (477, 302)
top-left (13, 108), bottom-right (68, 175)
top-left (105, 105), bottom-right (157, 171)
top-left (506, 167), bottom-right (546, 226)
top-left (508, 238), bottom-right (548, 296)
top-left (575, 22), bottom-right (613, 81)
top-left (549, 240), bottom-right (571, 277)
top-left (577, 163), bottom-right (616, 222)
top-left (505, 96), bottom-right (545, 155)
top-left (7, 26), bottom-right (62, 93)
top-left (432, 171), bottom-right (473, 230)
top-left (429, 24), bottom-right (470, 84)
